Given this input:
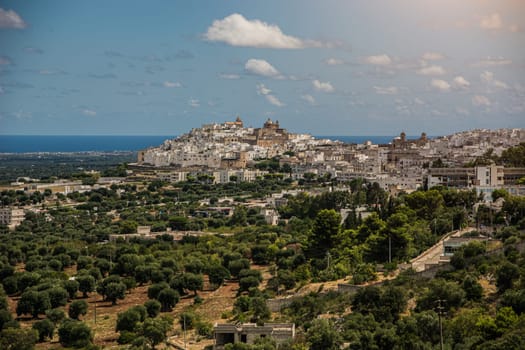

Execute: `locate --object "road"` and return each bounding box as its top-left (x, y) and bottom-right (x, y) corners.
top-left (410, 227), bottom-right (475, 272)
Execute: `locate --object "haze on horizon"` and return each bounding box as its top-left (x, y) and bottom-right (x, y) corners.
top-left (0, 0), bottom-right (524, 136)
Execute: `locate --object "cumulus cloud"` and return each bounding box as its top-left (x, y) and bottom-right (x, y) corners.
top-left (256, 84), bottom-right (284, 107)
top-left (0, 8), bottom-right (26, 29)
top-left (473, 57), bottom-right (512, 67)
top-left (472, 95), bottom-right (491, 107)
top-left (417, 65), bottom-right (446, 76)
top-left (265, 94), bottom-right (285, 107)
top-left (312, 80), bottom-right (334, 93)
top-left (219, 73), bottom-right (241, 80)
top-left (364, 54), bottom-right (392, 65)
top-left (324, 58), bottom-right (344, 66)
top-left (431, 79), bottom-right (451, 92)
top-left (256, 84), bottom-right (272, 95)
top-left (452, 76), bottom-right (470, 89)
top-left (374, 86), bottom-right (399, 95)
top-left (82, 109), bottom-right (97, 117)
top-left (480, 13), bottom-right (503, 30)
top-left (421, 52), bottom-right (445, 61)
top-left (301, 94), bottom-right (316, 105)
top-left (163, 81), bottom-right (181, 88)
top-left (481, 71), bottom-right (508, 89)
top-left (204, 13), bottom-right (320, 49)
top-left (245, 59), bottom-right (280, 77)
top-left (188, 99), bottom-right (200, 108)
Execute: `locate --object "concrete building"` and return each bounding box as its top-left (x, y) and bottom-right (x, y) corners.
top-left (0, 208), bottom-right (25, 229)
top-left (213, 323), bottom-right (295, 349)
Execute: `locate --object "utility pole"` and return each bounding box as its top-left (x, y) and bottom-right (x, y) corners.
top-left (183, 314), bottom-right (187, 349)
top-left (435, 299), bottom-right (445, 350)
top-left (388, 232), bottom-right (392, 263)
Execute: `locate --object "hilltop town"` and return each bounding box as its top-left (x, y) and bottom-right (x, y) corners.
top-left (1, 120), bottom-right (525, 349)
top-left (135, 117), bottom-right (525, 198)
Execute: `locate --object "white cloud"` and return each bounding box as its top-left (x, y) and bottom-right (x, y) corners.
top-left (417, 65), bottom-right (446, 76)
top-left (374, 86), bottom-right (399, 95)
top-left (188, 99), bottom-right (200, 108)
top-left (301, 94), bottom-right (316, 105)
top-left (265, 94), bottom-right (284, 107)
top-left (312, 79), bottom-right (334, 93)
top-left (480, 13), bottom-right (503, 30)
top-left (452, 76), bottom-right (470, 89)
top-left (431, 79), bottom-right (451, 92)
top-left (472, 95), bottom-right (491, 107)
top-left (481, 71), bottom-right (508, 89)
top-left (82, 109), bottom-right (97, 117)
top-left (219, 73), bottom-right (240, 80)
top-left (421, 52), bottom-right (445, 61)
top-left (256, 84), bottom-right (284, 107)
top-left (324, 58), bottom-right (344, 66)
top-left (0, 8), bottom-right (26, 29)
top-left (364, 54), bottom-right (392, 65)
top-left (431, 109), bottom-right (447, 117)
top-left (163, 81), bottom-right (181, 88)
top-left (473, 57), bottom-right (512, 67)
top-left (256, 83), bottom-right (271, 95)
top-left (204, 13), bottom-right (317, 49)
top-left (245, 59), bottom-right (280, 77)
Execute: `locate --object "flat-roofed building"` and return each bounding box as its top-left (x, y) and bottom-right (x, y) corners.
top-left (214, 323), bottom-right (295, 349)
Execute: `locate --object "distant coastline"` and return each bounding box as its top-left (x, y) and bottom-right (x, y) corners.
top-left (0, 135), bottom-right (411, 153)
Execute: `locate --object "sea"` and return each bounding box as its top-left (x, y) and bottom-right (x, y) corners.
top-left (0, 135), bottom-right (402, 153)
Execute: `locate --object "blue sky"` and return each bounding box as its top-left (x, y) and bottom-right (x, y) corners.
top-left (0, 0), bottom-right (524, 135)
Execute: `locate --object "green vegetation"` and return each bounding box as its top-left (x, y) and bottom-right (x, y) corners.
top-left (0, 169), bottom-right (524, 349)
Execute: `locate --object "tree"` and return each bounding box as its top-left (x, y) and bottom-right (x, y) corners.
top-left (183, 273), bottom-right (204, 295)
top-left (416, 279), bottom-right (466, 312)
top-left (228, 259), bottom-right (251, 278)
top-left (46, 308), bottom-right (66, 325)
top-left (105, 282), bottom-right (127, 305)
top-left (116, 308), bottom-right (143, 333)
top-left (230, 206), bottom-right (247, 226)
top-left (306, 319), bottom-right (342, 350)
top-left (157, 288), bottom-right (180, 312)
top-left (207, 264), bottom-right (230, 288)
top-left (462, 275), bottom-right (483, 301)
top-left (76, 275), bottom-right (95, 298)
top-left (63, 279), bottom-right (79, 299)
top-left (32, 319), bottom-right (55, 342)
top-left (68, 300), bottom-right (88, 320)
top-left (307, 209), bottom-right (341, 259)
top-left (0, 328), bottom-right (38, 350)
top-left (496, 262), bottom-right (520, 292)
top-left (144, 299), bottom-right (161, 318)
top-left (48, 287), bottom-right (68, 308)
top-left (16, 290), bottom-right (51, 318)
top-left (239, 276), bottom-right (260, 292)
top-left (141, 315), bottom-right (173, 350)
top-left (58, 319), bottom-right (93, 348)
top-left (148, 282), bottom-right (170, 299)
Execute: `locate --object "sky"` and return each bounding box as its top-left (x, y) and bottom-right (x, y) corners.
top-left (0, 0), bottom-right (524, 136)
